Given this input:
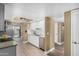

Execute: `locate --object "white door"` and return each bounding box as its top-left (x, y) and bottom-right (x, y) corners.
top-left (71, 9), bottom-right (79, 56)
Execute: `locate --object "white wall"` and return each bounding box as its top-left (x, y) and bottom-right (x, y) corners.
top-left (28, 20), bottom-right (45, 47)
top-left (54, 22), bottom-right (58, 43)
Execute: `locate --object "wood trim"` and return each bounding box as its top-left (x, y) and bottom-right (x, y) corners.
top-left (68, 8), bottom-right (79, 12)
top-left (44, 47), bottom-right (55, 55)
top-left (64, 11), bottom-right (71, 56)
top-left (45, 17), bottom-right (55, 51)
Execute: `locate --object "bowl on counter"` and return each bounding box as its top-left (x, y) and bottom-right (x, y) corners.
top-left (0, 31), bottom-right (13, 42)
top-left (0, 37), bottom-right (13, 42)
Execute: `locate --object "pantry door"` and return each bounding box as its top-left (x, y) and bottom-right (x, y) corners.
top-left (71, 9), bottom-right (79, 56)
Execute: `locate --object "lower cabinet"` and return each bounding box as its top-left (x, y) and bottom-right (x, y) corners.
top-left (0, 46), bottom-right (16, 56)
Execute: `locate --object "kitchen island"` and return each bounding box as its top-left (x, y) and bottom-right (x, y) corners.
top-left (0, 40), bottom-right (17, 56)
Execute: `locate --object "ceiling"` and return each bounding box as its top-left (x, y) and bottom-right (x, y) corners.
top-left (45, 3), bottom-right (79, 18)
top-left (4, 3), bottom-right (79, 22)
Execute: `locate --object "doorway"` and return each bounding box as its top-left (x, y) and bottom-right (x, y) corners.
top-left (47, 21), bottom-right (64, 56)
top-left (64, 9), bottom-right (79, 56)
top-left (54, 22), bottom-right (64, 56)
top-left (58, 22), bottom-right (64, 45)
top-left (13, 26), bottom-right (21, 38)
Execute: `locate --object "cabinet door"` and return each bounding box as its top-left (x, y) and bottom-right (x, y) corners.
top-left (0, 46), bottom-right (16, 56)
top-left (0, 4), bottom-right (4, 31)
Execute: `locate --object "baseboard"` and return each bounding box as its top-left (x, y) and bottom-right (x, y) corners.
top-left (55, 42), bottom-right (64, 45)
top-left (28, 42), bottom-right (39, 48)
top-left (43, 47), bottom-right (55, 55)
top-left (23, 41), bottom-right (28, 44)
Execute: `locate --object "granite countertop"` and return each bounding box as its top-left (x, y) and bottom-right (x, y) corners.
top-left (0, 40), bottom-right (17, 49)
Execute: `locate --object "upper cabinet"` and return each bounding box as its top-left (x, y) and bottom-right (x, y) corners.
top-left (0, 4), bottom-right (4, 31)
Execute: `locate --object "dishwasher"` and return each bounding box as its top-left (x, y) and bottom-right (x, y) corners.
top-left (39, 37), bottom-right (45, 51)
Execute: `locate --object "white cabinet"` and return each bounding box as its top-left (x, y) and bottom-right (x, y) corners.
top-left (0, 4), bottom-right (4, 31)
